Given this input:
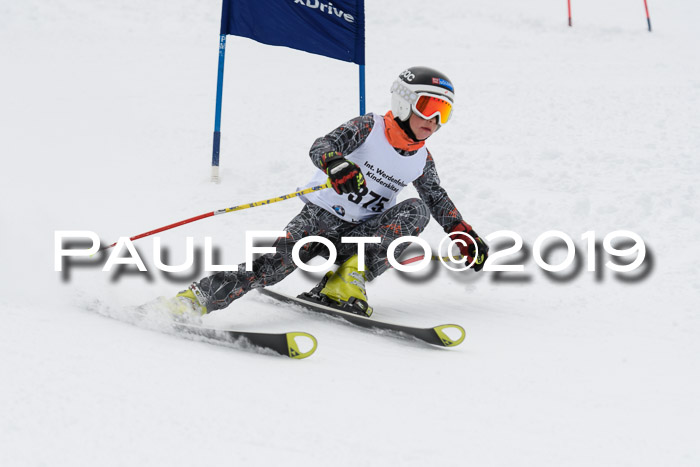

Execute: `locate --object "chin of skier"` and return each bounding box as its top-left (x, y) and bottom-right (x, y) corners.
top-left (165, 66), bottom-right (489, 318)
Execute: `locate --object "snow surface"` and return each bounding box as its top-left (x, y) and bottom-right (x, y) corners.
top-left (2, 0), bottom-right (699, 465)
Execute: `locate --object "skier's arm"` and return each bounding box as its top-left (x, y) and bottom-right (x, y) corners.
top-left (413, 151), bottom-right (489, 271)
top-left (309, 114), bottom-right (375, 170)
top-left (413, 151), bottom-right (464, 231)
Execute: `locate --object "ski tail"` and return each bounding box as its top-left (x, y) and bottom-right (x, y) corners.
top-left (286, 332), bottom-right (318, 359)
top-left (433, 324), bottom-right (466, 347)
top-left (85, 298), bottom-right (318, 359)
top-left (177, 326), bottom-right (318, 360)
top-left (226, 330), bottom-right (317, 359)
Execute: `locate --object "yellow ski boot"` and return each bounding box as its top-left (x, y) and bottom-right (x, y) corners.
top-left (160, 286), bottom-right (208, 320)
top-left (319, 254), bottom-right (373, 317)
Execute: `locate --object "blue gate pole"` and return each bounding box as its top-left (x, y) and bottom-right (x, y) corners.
top-left (211, 34), bottom-right (227, 183)
top-left (359, 64), bottom-right (366, 116)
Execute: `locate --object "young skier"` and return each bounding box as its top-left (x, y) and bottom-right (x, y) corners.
top-left (169, 66), bottom-right (489, 317)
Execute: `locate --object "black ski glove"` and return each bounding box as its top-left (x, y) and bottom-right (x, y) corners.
top-left (448, 221), bottom-right (489, 272)
top-left (321, 151), bottom-right (367, 195)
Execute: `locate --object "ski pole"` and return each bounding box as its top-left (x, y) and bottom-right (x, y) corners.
top-left (102, 180), bottom-right (332, 250)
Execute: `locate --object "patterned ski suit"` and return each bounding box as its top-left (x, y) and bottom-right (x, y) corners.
top-left (195, 113), bottom-right (465, 311)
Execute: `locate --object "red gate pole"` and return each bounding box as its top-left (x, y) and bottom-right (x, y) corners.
top-left (568, 0), bottom-right (572, 27)
top-left (643, 0), bottom-right (652, 32)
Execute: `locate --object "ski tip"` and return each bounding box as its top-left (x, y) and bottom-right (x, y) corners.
top-left (286, 332), bottom-right (318, 359)
top-left (433, 324), bottom-right (466, 347)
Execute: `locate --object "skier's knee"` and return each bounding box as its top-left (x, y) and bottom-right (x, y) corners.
top-left (401, 198), bottom-right (430, 233)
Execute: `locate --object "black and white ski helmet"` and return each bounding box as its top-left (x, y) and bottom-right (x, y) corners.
top-left (390, 66), bottom-right (455, 122)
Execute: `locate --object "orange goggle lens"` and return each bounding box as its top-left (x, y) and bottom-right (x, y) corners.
top-left (413, 95), bottom-right (453, 124)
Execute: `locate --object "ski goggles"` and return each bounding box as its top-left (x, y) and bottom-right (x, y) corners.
top-left (413, 94), bottom-right (453, 125)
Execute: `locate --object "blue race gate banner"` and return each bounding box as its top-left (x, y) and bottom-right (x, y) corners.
top-left (220, 0), bottom-right (365, 65)
top-left (211, 0), bottom-right (366, 182)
